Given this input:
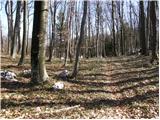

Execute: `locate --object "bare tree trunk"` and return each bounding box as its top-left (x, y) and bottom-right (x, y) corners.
top-left (17, 27), bottom-right (21, 54)
top-left (96, 1), bottom-right (100, 58)
top-left (31, 1), bottom-right (49, 84)
top-left (129, 1), bottom-right (133, 54)
top-left (0, 2), bottom-right (2, 53)
top-left (115, 3), bottom-right (120, 56)
top-left (64, 1), bottom-right (74, 66)
top-left (74, 1), bottom-right (80, 57)
top-left (139, 1), bottom-right (147, 55)
top-left (99, 3), bottom-right (104, 57)
top-left (87, 1), bottom-right (91, 58)
top-left (11, 1), bottom-right (22, 59)
top-left (71, 1), bottom-right (87, 79)
top-left (26, 16), bottom-right (29, 55)
top-left (5, 1), bottom-right (14, 54)
top-left (146, 1), bottom-right (150, 55)
top-left (150, 1), bottom-right (158, 63)
top-left (112, 1), bottom-right (116, 56)
top-left (100, 17), bottom-right (105, 57)
top-left (18, 1), bottom-right (27, 66)
top-left (118, 1), bottom-right (124, 55)
top-left (48, 0), bottom-right (57, 62)
top-left (59, 2), bottom-right (66, 58)
top-left (85, 20), bottom-right (88, 58)
top-left (26, 3), bottom-right (30, 55)
top-left (0, 16), bottom-right (3, 53)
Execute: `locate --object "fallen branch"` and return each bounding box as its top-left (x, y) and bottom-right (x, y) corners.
top-left (52, 105), bottom-right (80, 113)
top-left (36, 105), bottom-right (81, 115)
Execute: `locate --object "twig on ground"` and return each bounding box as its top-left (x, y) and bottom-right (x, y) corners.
top-left (36, 105), bottom-right (81, 115)
top-left (52, 105), bottom-right (80, 113)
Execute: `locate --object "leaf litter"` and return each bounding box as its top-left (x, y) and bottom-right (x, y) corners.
top-left (0, 55), bottom-right (159, 119)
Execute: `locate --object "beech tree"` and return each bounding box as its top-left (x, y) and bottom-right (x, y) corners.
top-left (117, 1), bottom-right (124, 55)
top-left (11, 1), bottom-right (22, 59)
top-left (71, 1), bottom-right (87, 79)
top-left (0, 3), bottom-right (2, 52)
top-left (5, 1), bottom-right (14, 54)
top-left (150, 1), bottom-right (158, 63)
top-left (96, 1), bottom-right (100, 57)
top-left (48, 0), bottom-right (58, 62)
top-left (139, 1), bottom-right (147, 55)
top-left (64, 1), bottom-right (74, 66)
top-left (111, 1), bottom-right (116, 56)
top-left (87, 1), bottom-right (91, 58)
top-left (31, 1), bottom-right (49, 84)
top-left (18, 1), bottom-right (27, 66)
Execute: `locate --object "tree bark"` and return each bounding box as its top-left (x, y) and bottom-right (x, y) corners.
top-left (5, 1), bottom-right (14, 54)
top-left (31, 1), bottom-right (49, 84)
top-left (118, 1), bottom-right (124, 55)
top-left (129, 0), bottom-right (133, 54)
top-left (64, 1), bottom-right (74, 66)
top-left (58, 2), bottom-right (66, 58)
top-left (146, 1), bottom-right (150, 55)
top-left (112, 1), bottom-right (116, 56)
top-left (87, 1), bottom-right (91, 58)
top-left (18, 1), bottom-right (27, 66)
top-left (48, 0), bottom-right (57, 62)
top-left (139, 1), bottom-right (147, 55)
top-left (11, 1), bottom-right (22, 59)
top-left (150, 1), bottom-right (158, 63)
top-left (71, 1), bottom-right (87, 79)
top-left (17, 29), bottom-right (21, 54)
top-left (96, 1), bottom-right (100, 58)
top-left (0, 16), bottom-right (3, 53)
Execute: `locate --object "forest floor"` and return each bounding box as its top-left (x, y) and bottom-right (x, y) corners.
top-left (0, 55), bottom-right (159, 119)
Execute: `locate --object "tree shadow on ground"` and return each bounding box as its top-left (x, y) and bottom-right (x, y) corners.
top-left (1, 80), bottom-right (34, 90)
top-left (1, 99), bottom-right (58, 109)
top-left (1, 69), bottom-right (158, 93)
top-left (2, 76), bottom-right (158, 96)
top-left (80, 66), bottom-right (158, 78)
top-left (1, 55), bottom-right (158, 112)
top-left (1, 64), bottom-right (30, 71)
top-left (104, 55), bottom-right (150, 63)
top-left (66, 74), bottom-right (158, 87)
top-left (107, 64), bottom-right (157, 73)
top-left (79, 89), bottom-right (159, 109)
top-left (64, 80), bottom-right (158, 95)
top-left (1, 89), bottom-right (158, 109)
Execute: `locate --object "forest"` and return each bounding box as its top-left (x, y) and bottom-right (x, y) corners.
top-left (0, 0), bottom-right (159, 119)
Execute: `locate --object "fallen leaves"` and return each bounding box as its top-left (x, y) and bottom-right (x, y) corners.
top-left (0, 55), bottom-right (159, 119)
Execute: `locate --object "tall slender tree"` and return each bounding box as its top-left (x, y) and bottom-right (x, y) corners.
top-left (48, 0), bottom-right (58, 62)
top-left (11, 1), bottom-right (22, 59)
top-left (146, 1), bottom-right (150, 54)
top-left (87, 1), bottom-right (91, 58)
top-left (71, 1), bottom-right (87, 79)
top-left (5, 0), bottom-right (14, 54)
top-left (18, 1), bottom-right (27, 66)
top-left (58, 2), bottom-right (66, 58)
top-left (117, 1), bottom-right (124, 55)
top-left (150, 1), bottom-right (158, 63)
top-left (129, 0), bottom-right (133, 54)
top-left (0, 11), bottom-right (3, 53)
top-left (139, 1), bottom-right (147, 55)
top-left (64, 1), bottom-right (74, 66)
top-left (31, 1), bottom-right (49, 84)
top-left (112, 1), bottom-right (116, 56)
top-left (96, 1), bottom-right (100, 57)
